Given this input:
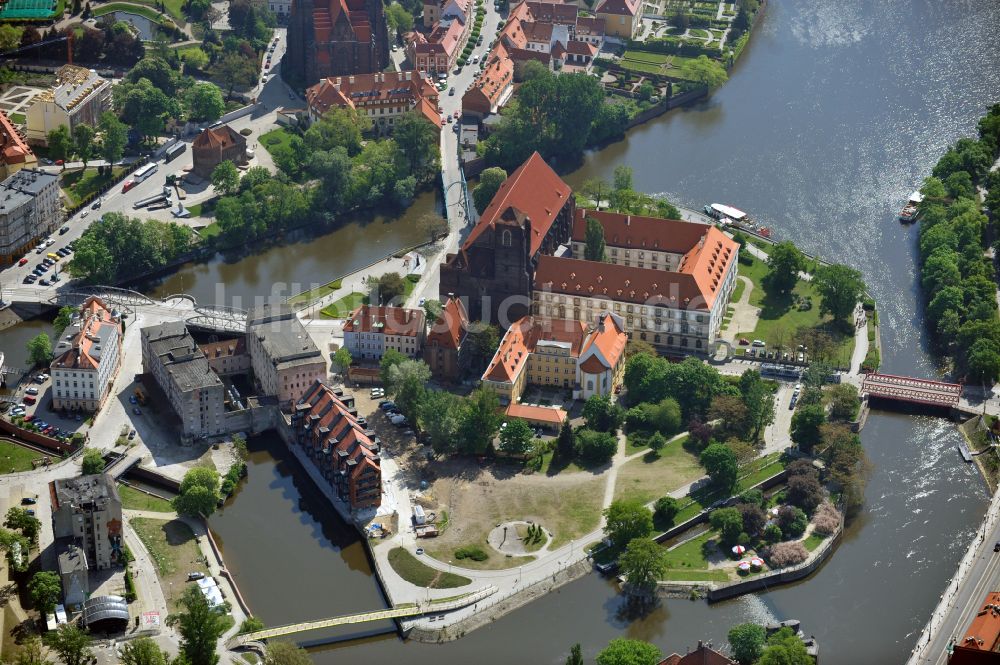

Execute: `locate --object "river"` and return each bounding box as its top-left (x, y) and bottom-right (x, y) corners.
top-left (4, 0), bottom-right (1000, 662)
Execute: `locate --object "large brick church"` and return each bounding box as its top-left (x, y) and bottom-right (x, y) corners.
top-left (285, 0), bottom-right (390, 87)
top-left (439, 152), bottom-right (575, 325)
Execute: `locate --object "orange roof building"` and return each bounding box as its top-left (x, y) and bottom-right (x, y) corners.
top-left (481, 311), bottom-right (626, 408)
top-left (305, 70), bottom-right (440, 133)
top-left (50, 297), bottom-right (122, 413)
top-left (595, 0), bottom-right (640, 38)
top-left (293, 381), bottom-right (382, 510)
top-left (343, 304), bottom-right (426, 361)
top-left (424, 295), bottom-right (470, 382)
top-left (191, 124), bottom-right (247, 180)
top-left (950, 592), bottom-right (1000, 664)
top-left (462, 48), bottom-right (515, 117)
top-left (658, 642), bottom-right (738, 665)
top-left (0, 111), bottom-right (36, 180)
top-left (535, 210), bottom-right (739, 355)
top-left (439, 152), bottom-right (575, 323)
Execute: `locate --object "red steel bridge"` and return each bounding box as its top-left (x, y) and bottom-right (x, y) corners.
top-left (861, 373), bottom-right (962, 408)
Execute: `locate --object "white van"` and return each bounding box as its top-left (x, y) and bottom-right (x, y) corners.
top-left (752, 339), bottom-right (766, 347)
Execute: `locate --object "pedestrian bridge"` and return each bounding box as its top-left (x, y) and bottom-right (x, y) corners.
top-left (861, 372), bottom-right (962, 408)
top-left (227, 585), bottom-right (497, 648)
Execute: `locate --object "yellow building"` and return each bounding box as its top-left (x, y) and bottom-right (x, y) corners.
top-left (595, 0), bottom-right (640, 39)
top-left (25, 65), bottom-right (111, 146)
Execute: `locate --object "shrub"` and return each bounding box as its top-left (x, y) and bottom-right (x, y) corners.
top-left (762, 541), bottom-right (808, 567)
top-left (777, 506), bottom-right (808, 538)
top-left (455, 545), bottom-right (488, 561)
top-left (762, 523), bottom-right (782, 544)
top-left (738, 488), bottom-right (764, 508)
top-left (653, 496), bottom-right (679, 524)
top-left (575, 428), bottom-right (617, 464)
top-left (811, 502), bottom-right (841, 536)
top-left (786, 474), bottom-right (823, 515)
top-left (240, 128), bottom-right (252, 136)
top-left (406, 273), bottom-right (420, 283)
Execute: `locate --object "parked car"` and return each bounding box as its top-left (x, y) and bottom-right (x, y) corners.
top-left (92, 198), bottom-right (102, 210)
top-left (133, 407), bottom-right (142, 415)
top-left (59, 225), bottom-right (69, 234)
top-left (752, 339), bottom-right (766, 347)
top-left (187, 572), bottom-right (205, 581)
top-left (379, 401), bottom-right (397, 411)
top-left (25, 509), bottom-right (35, 516)
top-left (129, 395), bottom-right (138, 404)
top-left (20, 497), bottom-right (36, 505)
top-left (17, 257), bottom-right (27, 266)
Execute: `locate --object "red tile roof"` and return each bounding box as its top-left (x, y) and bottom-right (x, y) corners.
top-left (525, 0), bottom-right (578, 24)
top-left (426, 296), bottom-right (469, 350)
top-left (343, 304), bottom-right (426, 337)
top-left (576, 15), bottom-right (606, 36)
top-left (958, 592), bottom-right (1000, 653)
top-left (463, 152), bottom-right (572, 257)
top-left (50, 297), bottom-right (119, 372)
top-left (483, 315), bottom-right (588, 383)
top-left (193, 124), bottom-right (244, 151)
top-left (535, 255), bottom-right (720, 310)
top-left (596, 0), bottom-right (638, 17)
top-left (579, 312), bottom-right (626, 373)
top-left (306, 70), bottom-right (438, 119)
top-left (506, 403), bottom-right (567, 424)
top-left (0, 111), bottom-right (32, 168)
top-left (572, 209), bottom-right (710, 253)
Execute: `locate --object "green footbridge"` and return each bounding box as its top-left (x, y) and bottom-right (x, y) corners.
top-left (227, 585), bottom-right (498, 648)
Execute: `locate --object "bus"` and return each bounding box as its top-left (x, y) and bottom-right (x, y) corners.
top-left (165, 143), bottom-right (186, 162)
top-left (132, 163), bottom-right (158, 183)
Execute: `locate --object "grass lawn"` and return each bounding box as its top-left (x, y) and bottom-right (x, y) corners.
top-left (125, 0), bottom-right (186, 22)
top-left (131, 518), bottom-right (206, 612)
top-left (260, 128), bottom-right (295, 155)
top-left (668, 55), bottom-right (722, 82)
top-left (662, 531), bottom-right (713, 571)
top-left (289, 280), bottom-right (343, 306)
top-left (118, 484), bottom-right (174, 513)
top-left (804, 532), bottom-right (827, 551)
top-left (320, 292), bottom-right (369, 319)
top-left (622, 50), bottom-right (670, 64)
top-left (673, 453), bottom-right (787, 525)
top-left (663, 568), bottom-right (729, 582)
top-left (0, 439), bottom-right (43, 474)
top-left (198, 222), bottom-right (221, 241)
top-left (736, 253), bottom-right (855, 367)
top-left (625, 432), bottom-right (651, 455)
top-left (387, 548), bottom-right (471, 588)
top-left (613, 435), bottom-right (703, 504)
top-left (688, 28), bottom-right (710, 39)
top-left (515, 524), bottom-right (548, 553)
top-left (620, 58), bottom-right (666, 75)
top-left (60, 167), bottom-right (124, 207)
top-left (538, 449), bottom-right (601, 475)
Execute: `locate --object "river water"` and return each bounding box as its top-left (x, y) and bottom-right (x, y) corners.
top-left (4, 0), bottom-right (1000, 662)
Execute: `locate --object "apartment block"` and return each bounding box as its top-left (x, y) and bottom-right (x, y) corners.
top-left (246, 303), bottom-right (326, 408)
top-left (50, 474), bottom-right (124, 571)
top-left (0, 167), bottom-right (60, 264)
top-left (342, 304), bottom-right (426, 361)
top-left (25, 65), bottom-right (111, 145)
top-left (50, 297), bottom-right (122, 413)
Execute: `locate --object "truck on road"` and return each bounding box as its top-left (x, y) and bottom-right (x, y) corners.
top-left (132, 192), bottom-right (170, 210)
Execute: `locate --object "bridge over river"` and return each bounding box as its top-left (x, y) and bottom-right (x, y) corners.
top-left (227, 585), bottom-right (498, 649)
top-left (860, 372), bottom-right (963, 409)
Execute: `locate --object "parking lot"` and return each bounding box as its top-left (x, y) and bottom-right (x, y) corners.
top-left (19, 236), bottom-right (77, 287)
top-left (6, 371), bottom-right (88, 443)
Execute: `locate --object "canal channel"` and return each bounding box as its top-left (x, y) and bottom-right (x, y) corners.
top-left (0, 0), bottom-right (998, 662)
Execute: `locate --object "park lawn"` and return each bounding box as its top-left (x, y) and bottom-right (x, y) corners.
top-left (387, 548), bottom-right (471, 588)
top-left (320, 292), bottom-right (369, 319)
top-left (131, 518), bottom-right (205, 612)
top-left (613, 435), bottom-right (703, 504)
top-left (260, 128), bottom-right (295, 155)
top-left (672, 453), bottom-right (787, 525)
top-left (662, 568), bottom-right (729, 582)
top-left (736, 253), bottom-right (855, 367)
top-left (730, 277), bottom-right (746, 303)
top-left (126, 0), bottom-right (186, 22)
top-left (515, 524), bottom-right (549, 553)
top-left (538, 450), bottom-right (591, 475)
top-left (60, 167), bottom-right (124, 207)
top-left (625, 432), bottom-right (650, 455)
top-left (288, 280), bottom-right (343, 305)
top-left (92, 1), bottom-right (173, 24)
top-left (621, 50), bottom-right (670, 64)
top-left (118, 484), bottom-right (174, 513)
top-left (688, 28), bottom-right (710, 39)
top-left (0, 439), bottom-right (43, 474)
top-left (662, 530), bottom-right (714, 571)
top-left (667, 55), bottom-right (722, 81)
top-left (804, 532), bottom-right (827, 552)
top-left (197, 223), bottom-right (221, 241)
top-left (620, 58), bottom-right (665, 75)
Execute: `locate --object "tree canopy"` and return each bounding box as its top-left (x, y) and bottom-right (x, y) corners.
top-left (603, 499), bottom-right (653, 549)
top-left (765, 241), bottom-right (805, 294)
top-left (595, 639), bottom-right (662, 665)
top-left (814, 264), bottom-right (866, 322)
top-left (168, 586), bottom-right (229, 665)
top-left (173, 467), bottom-right (221, 517)
top-left (473, 167), bottom-right (507, 214)
top-left (584, 216), bottom-right (607, 261)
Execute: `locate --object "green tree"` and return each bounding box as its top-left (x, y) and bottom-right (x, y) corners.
top-left (374, 272), bottom-right (408, 304)
top-left (765, 241), bottom-right (805, 294)
top-left (81, 447), bottom-right (105, 475)
top-left (173, 467), bottom-right (221, 517)
top-left (0, 24), bottom-right (24, 52)
top-left (211, 161), bottom-right (241, 195)
top-left (239, 617), bottom-right (265, 634)
top-left (98, 112), bottom-right (128, 166)
top-left (739, 369), bottom-right (775, 440)
top-left (728, 623), bottom-right (767, 665)
top-left (47, 125), bottom-right (73, 164)
top-left (117, 77), bottom-right (181, 141)
top-left (584, 216), bottom-right (607, 261)
top-left (419, 390), bottom-right (463, 454)
top-left (167, 585), bottom-right (229, 665)
top-left (263, 642), bottom-right (312, 665)
top-left (43, 624), bottom-right (92, 665)
top-left (756, 627), bottom-right (812, 665)
top-left (465, 324), bottom-right (500, 372)
top-left (5, 507), bottom-right (40, 541)
top-left (26, 332), bottom-right (52, 367)
top-left (181, 47), bottom-right (210, 71)
top-left (186, 82), bottom-right (226, 122)
top-left (582, 394), bottom-right (624, 433)
top-left (386, 359), bottom-right (431, 420)
top-left (10, 637), bottom-right (51, 665)
top-left (392, 111), bottom-right (439, 175)
top-left (565, 644), bottom-right (583, 665)
top-left (790, 403), bottom-right (826, 453)
top-left (456, 387), bottom-right (502, 454)
top-left (28, 571), bottom-right (61, 614)
top-left (384, 1), bottom-right (413, 36)
top-left (331, 347), bottom-right (352, 374)
top-left (53, 305), bottom-right (76, 336)
top-left (575, 428), bottom-right (617, 463)
top-left (556, 418), bottom-right (576, 460)
top-left (700, 443), bottom-right (738, 491)
top-left (653, 496), bottom-right (679, 525)
top-left (647, 431), bottom-right (667, 454)
top-left (814, 264), bottom-right (867, 322)
top-left (828, 383), bottom-right (860, 421)
top-left (379, 348), bottom-right (407, 387)
top-left (119, 637), bottom-right (168, 665)
top-left (686, 55), bottom-right (728, 87)
top-left (595, 638), bottom-right (662, 665)
top-left (603, 499), bottom-right (653, 549)
top-left (72, 124), bottom-right (94, 169)
top-left (126, 56), bottom-right (178, 94)
top-left (618, 537), bottom-right (668, 597)
top-left (472, 167), bottom-right (507, 214)
top-left (499, 418), bottom-right (534, 455)
top-left (215, 52), bottom-right (257, 98)
top-left (709, 506), bottom-right (744, 546)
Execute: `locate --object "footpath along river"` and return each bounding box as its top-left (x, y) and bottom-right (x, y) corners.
top-left (1, 0), bottom-right (998, 662)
